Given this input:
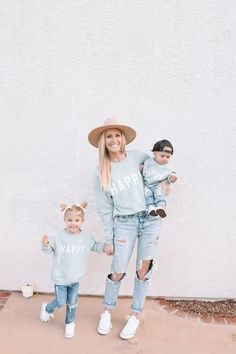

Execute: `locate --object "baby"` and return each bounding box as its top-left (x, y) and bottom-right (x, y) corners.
top-left (142, 139), bottom-right (177, 217)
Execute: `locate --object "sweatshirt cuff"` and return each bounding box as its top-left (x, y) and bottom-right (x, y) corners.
top-left (41, 244), bottom-right (51, 251)
top-left (104, 237), bottom-right (114, 245)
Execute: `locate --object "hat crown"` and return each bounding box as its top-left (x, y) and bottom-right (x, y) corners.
top-left (88, 117), bottom-right (136, 148)
top-left (102, 117), bottom-right (121, 127)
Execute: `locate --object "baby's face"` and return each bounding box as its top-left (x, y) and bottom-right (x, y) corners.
top-left (153, 147), bottom-right (172, 165)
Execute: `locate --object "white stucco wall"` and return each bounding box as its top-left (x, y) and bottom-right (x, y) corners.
top-left (0, 1), bottom-right (235, 298)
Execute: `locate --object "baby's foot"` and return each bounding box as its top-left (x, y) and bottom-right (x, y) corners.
top-left (155, 206), bottom-right (167, 218)
top-left (148, 207), bottom-right (157, 216)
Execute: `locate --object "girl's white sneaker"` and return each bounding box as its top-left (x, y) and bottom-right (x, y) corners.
top-left (40, 303), bottom-right (54, 322)
top-left (65, 322), bottom-right (75, 339)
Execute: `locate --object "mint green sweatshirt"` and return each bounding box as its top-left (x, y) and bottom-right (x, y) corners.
top-left (143, 157), bottom-right (176, 187)
top-left (41, 229), bottom-right (104, 285)
top-left (93, 150), bottom-right (149, 245)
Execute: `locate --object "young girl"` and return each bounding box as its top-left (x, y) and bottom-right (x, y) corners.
top-left (40, 201), bottom-right (104, 339)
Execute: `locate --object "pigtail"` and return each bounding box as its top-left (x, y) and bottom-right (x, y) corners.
top-left (60, 202), bottom-right (87, 219)
top-left (79, 201), bottom-right (88, 210)
top-left (60, 203), bottom-right (71, 213)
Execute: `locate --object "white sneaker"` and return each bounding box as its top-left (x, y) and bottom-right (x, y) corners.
top-left (120, 315), bottom-right (140, 340)
top-left (40, 303), bottom-right (54, 322)
top-left (97, 310), bottom-right (112, 335)
top-left (65, 322), bottom-right (75, 339)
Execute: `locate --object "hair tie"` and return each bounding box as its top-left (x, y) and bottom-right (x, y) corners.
top-left (76, 204), bottom-right (85, 213)
top-left (60, 203), bottom-right (85, 213)
top-left (61, 204), bottom-right (72, 214)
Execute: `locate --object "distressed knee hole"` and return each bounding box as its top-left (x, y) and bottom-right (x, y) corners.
top-left (67, 304), bottom-right (77, 311)
top-left (116, 239), bottom-right (126, 244)
top-left (137, 259), bottom-right (153, 281)
top-left (108, 272), bottom-right (125, 282)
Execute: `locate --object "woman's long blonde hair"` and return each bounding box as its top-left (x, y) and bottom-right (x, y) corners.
top-left (98, 130), bottom-right (126, 191)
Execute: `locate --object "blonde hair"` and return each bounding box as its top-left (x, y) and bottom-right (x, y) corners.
top-left (60, 201), bottom-right (88, 221)
top-left (98, 130), bottom-right (126, 191)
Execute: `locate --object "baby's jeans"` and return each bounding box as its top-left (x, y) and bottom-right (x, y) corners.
top-left (144, 184), bottom-right (166, 208)
top-left (46, 282), bottom-right (79, 324)
top-left (103, 211), bottom-right (162, 313)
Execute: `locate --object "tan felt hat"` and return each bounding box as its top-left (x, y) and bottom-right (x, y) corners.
top-left (88, 117), bottom-right (136, 148)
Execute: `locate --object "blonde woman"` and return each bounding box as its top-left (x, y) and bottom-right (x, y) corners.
top-left (88, 118), bottom-right (162, 340)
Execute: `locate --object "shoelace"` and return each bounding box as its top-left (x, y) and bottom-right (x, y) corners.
top-left (124, 315), bottom-right (139, 322)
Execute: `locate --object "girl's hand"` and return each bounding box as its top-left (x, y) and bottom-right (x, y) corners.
top-left (104, 244), bottom-right (114, 256)
top-left (41, 234), bottom-right (49, 246)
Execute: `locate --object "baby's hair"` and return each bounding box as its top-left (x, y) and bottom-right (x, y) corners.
top-left (60, 201), bottom-right (88, 220)
top-left (152, 139), bottom-right (174, 155)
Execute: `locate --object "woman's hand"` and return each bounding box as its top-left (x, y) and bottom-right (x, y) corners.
top-left (41, 234), bottom-right (49, 246)
top-left (104, 244), bottom-right (114, 256)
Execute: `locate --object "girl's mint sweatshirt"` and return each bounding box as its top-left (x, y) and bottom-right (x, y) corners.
top-left (41, 229), bottom-right (104, 285)
top-left (93, 150), bottom-right (149, 244)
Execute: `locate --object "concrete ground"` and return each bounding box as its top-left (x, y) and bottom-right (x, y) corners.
top-left (0, 292), bottom-right (236, 354)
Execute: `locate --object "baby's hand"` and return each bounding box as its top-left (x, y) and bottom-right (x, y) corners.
top-left (169, 174), bottom-right (177, 183)
top-left (104, 244), bottom-right (114, 256)
top-left (41, 234), bottom-right (49, 246)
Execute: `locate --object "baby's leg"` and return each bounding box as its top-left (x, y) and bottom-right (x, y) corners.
top-left (154, 184), bottom-right (167, 218)
top-left (144, 185), bottom-right (157, 216)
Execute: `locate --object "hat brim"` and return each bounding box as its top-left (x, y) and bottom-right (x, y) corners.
top-left (88, 124), bottom-right (136, 148)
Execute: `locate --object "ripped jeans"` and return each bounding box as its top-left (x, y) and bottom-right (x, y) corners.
top-left (46, 282), bottom-right (79, 324)
top-left (144, 184), bottom-right (166, 208)
top-left (104, 211), bottom-right (161, 313)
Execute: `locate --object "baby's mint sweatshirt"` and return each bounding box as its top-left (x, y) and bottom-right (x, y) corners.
top-left (41, 229), bottom-right (104, 285)
top-left (143, 157), bottom-right (176, 187)
top-left (93, 150), bottom-right (149, 245)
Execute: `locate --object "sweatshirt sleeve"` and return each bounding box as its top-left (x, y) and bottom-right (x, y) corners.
top-left (90, 237), bottom-right (105, 253)
top-left (93, 169), bottom-right (114, 245)
top-left (41, 236), bottom-right (56, 255)
top-left (162, 166), bottom-right (176, 183)
top-left (135, 149), bottom-right (150, 164)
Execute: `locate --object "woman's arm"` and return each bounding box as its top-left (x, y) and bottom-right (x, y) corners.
top-left (93, 172), bottom-right (115, 247)
top-left (135, 149), bottom-right (150, 164)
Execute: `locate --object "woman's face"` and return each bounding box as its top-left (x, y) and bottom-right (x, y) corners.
top-left (104, 129), bottom-right (123, 154)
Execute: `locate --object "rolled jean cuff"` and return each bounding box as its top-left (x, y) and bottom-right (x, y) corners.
top-left (131, 305), bottom-right (142, 314)
top-left (103, 301), bottom-right (116, 309)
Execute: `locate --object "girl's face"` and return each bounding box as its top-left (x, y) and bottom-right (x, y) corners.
top-left (64, 210), bottom-right (83, 234)
top-left (104, 129), bottom-right (123, 154)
